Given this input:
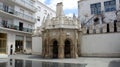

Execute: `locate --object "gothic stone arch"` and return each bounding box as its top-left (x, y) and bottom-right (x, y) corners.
top-left (51, 39), bottom-right (59, 58)
top-left (64, 39), bottom-right (72, 58)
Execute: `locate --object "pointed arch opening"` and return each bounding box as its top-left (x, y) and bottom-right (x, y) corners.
top-left (52, 40), bottom-right (58, 58)
top-left (64, 39), bottom-right (71, 58)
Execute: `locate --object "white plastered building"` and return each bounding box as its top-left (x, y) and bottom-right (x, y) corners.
top-left (0, 0), bottom-right (36, 57)
top-left (34, 0), bottom-right (56, 29)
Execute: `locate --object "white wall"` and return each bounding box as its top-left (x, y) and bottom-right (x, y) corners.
top-left (32, 37), bottom-right (42, 55)
top-left (7, 32), bottom-right (15, 55)
top-left (81, 33), bottom-right (120, 57)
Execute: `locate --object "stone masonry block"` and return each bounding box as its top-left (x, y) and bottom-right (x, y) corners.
top-left (89, 25), bottom-right (94, 34)
top-left (82, 27), bottom-right (87, 34)
top-left (117, 22), bottom-right (120, 32)
top-left (95, 26), bottom-right (100, 34)
top-left (102, 24), bottom-right (107, 33)
top-left (109, 23), bottom-right (114, 32)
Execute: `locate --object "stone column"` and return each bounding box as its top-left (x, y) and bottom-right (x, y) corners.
top-left (48, 44), bottom-right (52, 58)
top-left (58, 29), bottom-right (64, 58)
top-left (51, 45), bottom-right (53, 58)
top-left (23, 36), bottom-right (26, 52)
top-left (75, 30), bottom-right (78, 58)
top-left (74, 42), bottom-right (78, 58)
top-left (58, 45), bottom-right (64, 58)
top-left (46, 30), bottom-right (50, 58)
top-left (42, 32), bottom-right (45, 57)
top-left (77, 30), bottom-right (81, 56)
top-left (71, 45), bottom-right (75, 58)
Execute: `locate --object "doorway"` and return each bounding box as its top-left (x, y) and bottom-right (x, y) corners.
top-left (10, 45), bottom-right (13, 55)
top-left (52, 40), bottom-right (58, 58)
top-left (15, 40), bottom-right (23, 53)
top-left (19, 22), bottom-right (23, 31)
top-left (64, 40), bottom-right (71, 58)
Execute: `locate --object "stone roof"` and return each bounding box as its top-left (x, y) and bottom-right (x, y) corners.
top-left (41, 2), bottom-right (81, 30)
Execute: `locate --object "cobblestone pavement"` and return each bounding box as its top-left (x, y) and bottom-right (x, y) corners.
top-left (0, 55), bottom-right (120, 67)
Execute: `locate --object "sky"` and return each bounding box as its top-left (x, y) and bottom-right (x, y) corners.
top-left (39, 0), bottom-right (79, 17)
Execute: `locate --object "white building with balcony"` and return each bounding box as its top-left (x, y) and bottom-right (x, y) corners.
top-left (0, 0), bottom-right (36, 57)
top-left (78, 0), bottom-right (120, 26)
top-left (34, 0), bottom-right (56, 29)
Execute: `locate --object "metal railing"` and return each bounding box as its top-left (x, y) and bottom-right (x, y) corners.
top-left (0, 22), bottom-right (33, 33)
top-left (0, 4), bottom-right (36, 22)
top-left (10, 0), bottom-right (37, 11)
top-left (82, 15), bottom-right (95, 27)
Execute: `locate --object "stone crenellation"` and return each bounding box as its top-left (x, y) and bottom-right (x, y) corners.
top-left (82, 22), bottom-right (120, 34)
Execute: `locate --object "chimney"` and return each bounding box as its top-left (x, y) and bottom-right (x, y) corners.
top-left (56, 2), bottom-right (64, 17)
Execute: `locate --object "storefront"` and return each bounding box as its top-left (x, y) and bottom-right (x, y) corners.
top-left (0, 33), bottom-right (7, 54)
top-left (15, 36), bottom-right (24, 53)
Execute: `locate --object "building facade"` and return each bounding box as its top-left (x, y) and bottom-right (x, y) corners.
top-left (0, 0), bottom-right (36, 56)
top-left (41, 2), bottom-right (81, 58)
top-left (78, 0), bottom-right (120, 26)
top-left (34, 0), bottom-right (56, 29)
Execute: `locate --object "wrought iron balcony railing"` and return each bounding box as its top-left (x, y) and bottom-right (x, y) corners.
top-left (0, 4), bottom-right (36, 23)
top-left (10, 0), bottom-right (37, 12)
top-left (0, 22), bottom-right (33, 33)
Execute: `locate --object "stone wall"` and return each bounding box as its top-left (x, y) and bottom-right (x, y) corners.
top-left (81, 32), bottom-right (120, 57)
top-left (42, 29), bottom-right (80, 58)
top-left (81, 22), bottom-right (120, 57)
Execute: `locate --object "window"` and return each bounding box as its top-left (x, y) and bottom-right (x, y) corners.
top-left (37, 6), bottom-right (41, 11)
top-left (28, 12), bottom-right (33, 16)
top-left (3, 4), bottom-right (9, 12)
top-left (2, 20), bottom-right (8, 27)
top-left (104, 0), bottom-right (116, 12)
top-left (28, 12), bottom-right (33, 19)
top-left (50, 13), bottom-right (52, 17)
top-left (26, 37), bottom-right (32, 49)
top-left (20, 8), bottom-right (24, 17)
top-left (37, 16), bottom-right (40, 21)
top-left (19, 22), bottom-right (23, 31)
top-left (90, 3), bottom-right (101, 14)
top-left (44, 10), bottom-right (47, 14)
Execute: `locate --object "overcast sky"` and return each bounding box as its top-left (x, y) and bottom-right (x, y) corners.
top-left (39, 0), bottom-right (79, 17)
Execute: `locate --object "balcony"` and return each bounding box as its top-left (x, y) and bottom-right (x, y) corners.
top-left (0, 4), bottom-right (36, 23)
top-left (10, 0), bottom-right (37, 12)
top-left (0, 22), bottom-right (33, 33)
